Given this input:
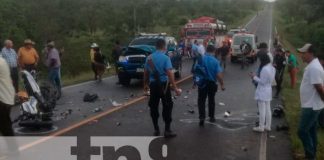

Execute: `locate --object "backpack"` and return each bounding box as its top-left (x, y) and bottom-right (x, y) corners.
top-left (193, 56), bottom-right (207, 88)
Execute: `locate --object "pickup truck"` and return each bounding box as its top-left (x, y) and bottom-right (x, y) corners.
top-left (117, 34), bottom-right (182, 86)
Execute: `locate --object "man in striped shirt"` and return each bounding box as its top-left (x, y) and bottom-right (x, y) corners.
top-left (1, 40), bottom-right (19, 93)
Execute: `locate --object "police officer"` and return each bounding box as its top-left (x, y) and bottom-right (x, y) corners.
top-left (144, 39), bottom-right (182, 138)
top-left (194, 45), bottom-right (225, 127)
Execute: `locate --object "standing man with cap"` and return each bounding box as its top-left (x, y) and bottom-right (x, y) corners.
top-left (0, 56), bottom-right (15, 136)
top-left (1, 40), bottom-right (19, 93)
top-left (18, 39), bottom-right (39, 72)
top-left (297, 43), bottom-right (324, 160)
top-left (90, 43), bottom-right (99, 80)
top-left (144, 39), bottom-right (182, 138)
top-left (46, 41), bottom-right (62, 97)
top-left (194, 45), bottom-right (225, 127)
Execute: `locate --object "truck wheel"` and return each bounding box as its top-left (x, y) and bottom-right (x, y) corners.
top-left (319, 110), bottom-right (324, 128)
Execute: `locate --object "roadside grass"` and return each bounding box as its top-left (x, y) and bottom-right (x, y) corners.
top-left (61, 68), bottom-right (115, 87)
top-left (275, 8), bottom-right (324, 160)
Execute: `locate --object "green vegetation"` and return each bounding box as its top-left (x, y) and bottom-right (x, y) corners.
top-left (0, 0), bottom-right (261, 84)
top-left (274, 2), bottom-right (324, 159)
top-left (275, 0), bottom-right (324, 48)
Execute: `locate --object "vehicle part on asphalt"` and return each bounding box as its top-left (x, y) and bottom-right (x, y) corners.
top-left (273, 105), bottom-right (284, 118)
top-left (83, 93), bottom-right (99, 102)
top-left (92, 108), bottom-right (103, 113)
top-left (188, 109), bottom-right (195, 114)
top-left (224, 111), bottom-right (231, 117)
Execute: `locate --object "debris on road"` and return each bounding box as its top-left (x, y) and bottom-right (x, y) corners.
top-left (116, 122), bottom-right (121, 126)
top-left (188, 109), bottom-right (195, 114)
top-left (224, 111), bottom-right (231, 118)
top-left (273, 105), bottom-right (285, 118)
top-left (241, 146), bottom-right (248, 152)
top-left (184, 96), bottom-right (189, 99)
top-left (83, 93), bottom-right (99, 102)
top-left (109, 98), bottom-right (123, 107)
top-left (92, 108), bottom-right (103, 113)
top-left (269, 135), bottom-right (276, 139)
top-left (68, 109), bottom-right (73, 114)
top-left (219, 102), bottom-right (225, 106)
top-left (112, 101), bottom-right (122, 107)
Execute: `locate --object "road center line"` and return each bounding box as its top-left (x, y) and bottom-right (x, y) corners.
top-left (259, 8), bottom-right (273, 160)
top-left (259, 132), bottom-right (268, 160)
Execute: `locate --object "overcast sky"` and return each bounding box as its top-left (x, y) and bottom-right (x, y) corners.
top-left (264, 0), bottom-right (276, 2)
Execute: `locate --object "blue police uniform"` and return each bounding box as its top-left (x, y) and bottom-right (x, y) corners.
top-left (145, 50), bottom-right (174, 134)
top-left (194, 53), bottom-right (222, 123)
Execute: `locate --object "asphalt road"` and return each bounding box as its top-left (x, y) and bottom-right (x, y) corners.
top-left (9, 3), bottom-right (293, 160)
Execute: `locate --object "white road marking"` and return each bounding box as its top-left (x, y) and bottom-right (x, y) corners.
top-left (259, 8), bottom-right (274, 160)
top-left (259, 132), bottom-right (268, 160)
top-left (245, 15), bottom-right (257, 28)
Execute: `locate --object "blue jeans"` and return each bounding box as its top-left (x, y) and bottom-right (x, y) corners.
top-left (298, 108), bottom-right (321, 159)
top-left (48, 68), bottom-right (61, 93)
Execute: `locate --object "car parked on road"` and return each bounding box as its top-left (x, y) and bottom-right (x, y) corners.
top-left (117, 33), bottom-right (182, 86)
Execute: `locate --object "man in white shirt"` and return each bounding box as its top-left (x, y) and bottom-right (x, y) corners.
top-left (0, 56), bottom-right (15, 136)
top-left (297, 43), bottom-right (324, 160)
top-left (197, 42), bottom-right (205, 56)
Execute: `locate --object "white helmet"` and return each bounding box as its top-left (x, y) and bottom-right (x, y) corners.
top-left (91, 43), bottom-right (99, 48)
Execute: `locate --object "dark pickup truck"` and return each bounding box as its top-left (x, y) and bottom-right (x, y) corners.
top-left (116, 34), bottom-right (182, 86)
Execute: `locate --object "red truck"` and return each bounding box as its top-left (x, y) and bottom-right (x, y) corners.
top-left (181, 16), bottom-right (228, 50)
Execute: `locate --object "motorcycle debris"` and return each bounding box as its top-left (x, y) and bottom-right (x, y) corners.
top-left (224, 111), bottom-right (231, 118)
top-left (92, 108), bottom-right (102, 113)
top-left (241, 146), bottom-right (248, 152)
top-left (188, 109), bottom-right (195, 114)
top-left (219, 102), bottom-right (225, 106)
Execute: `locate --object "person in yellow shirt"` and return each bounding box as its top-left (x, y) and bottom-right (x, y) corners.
top-left (90, 43), bottom-right (98, 80)
top-left (18, 39), bottom-right (39, 72)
